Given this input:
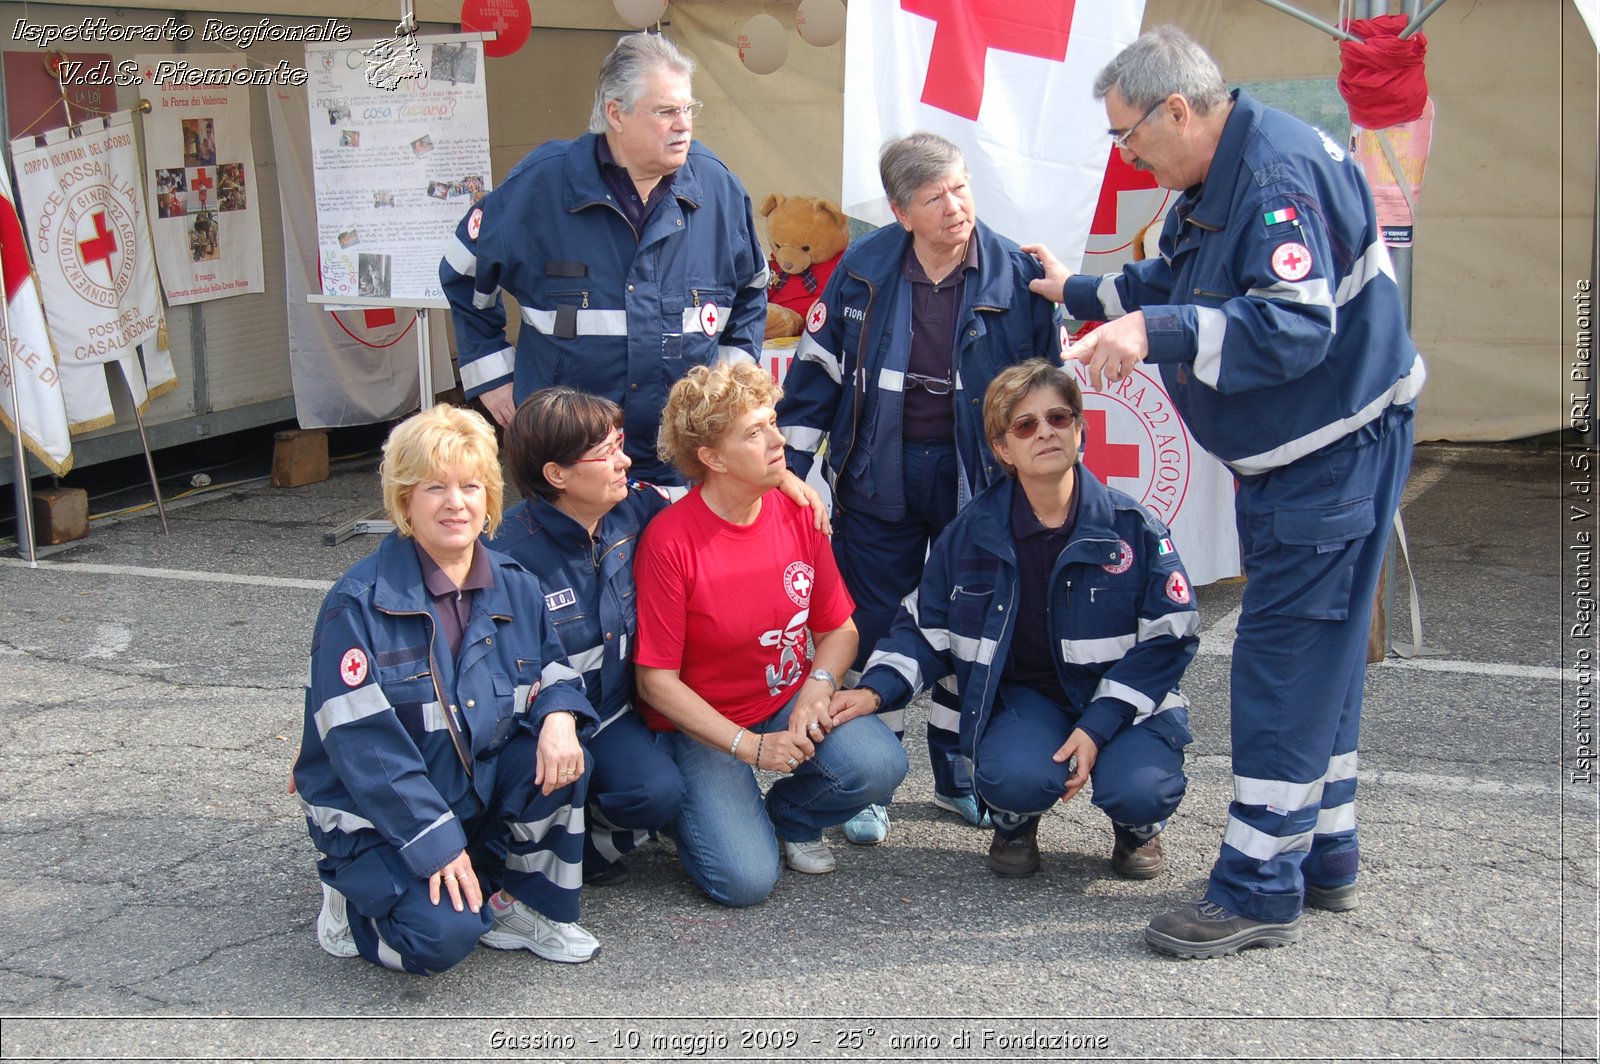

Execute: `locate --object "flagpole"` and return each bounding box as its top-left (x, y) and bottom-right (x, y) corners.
top-left (1, 241), bottom-right (39, 566)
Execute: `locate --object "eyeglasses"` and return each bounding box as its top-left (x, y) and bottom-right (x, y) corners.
top-left (572, 430), bottom-right (625, 464)
top-left (905, 373), bottom-right (954, 396)
top-left (1006, 408), bottom-right (1078, 439)
top-left (1110, 100), bottom-right (1167, 151)
top-left (646, 101), bottom-right (703, 122)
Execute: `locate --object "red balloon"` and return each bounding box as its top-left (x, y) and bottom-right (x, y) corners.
top-left (461, 0), bottom-right (532, 58)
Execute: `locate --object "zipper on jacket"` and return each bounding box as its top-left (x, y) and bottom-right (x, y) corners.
top-left (691, 288), bottom-right (701, 307)
top-left (381, 605), bottom-right (474, 779)
top-left (835, 271), bottom-right (878, 482)
top-left (581, 291), bottom-right (589, 309)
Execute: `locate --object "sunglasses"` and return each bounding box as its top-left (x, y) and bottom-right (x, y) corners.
top-left (1006, 408), bottom-right (1078, 439)
top-left (572, 429), bottom-right (625, 464)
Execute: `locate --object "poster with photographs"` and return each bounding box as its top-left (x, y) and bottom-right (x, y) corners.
top-left (136, 55), bottom-right (265, 304)
top-left (305, 35), bottom-right (491, 304)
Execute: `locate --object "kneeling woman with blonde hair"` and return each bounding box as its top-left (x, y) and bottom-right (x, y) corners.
top-left (293, 404), bottom-right (601, 973)
top-left (634, 363), bottom-right (907, 906)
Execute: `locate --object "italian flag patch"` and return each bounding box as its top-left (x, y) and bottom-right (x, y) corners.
top-left (1157, 537), bottom-right (1175, 555)
top-left (1263, 206), bottom-right (1297, 226)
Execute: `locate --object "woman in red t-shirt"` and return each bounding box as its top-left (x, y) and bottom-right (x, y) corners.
top-left (635, 363), bottom-right (907, 906)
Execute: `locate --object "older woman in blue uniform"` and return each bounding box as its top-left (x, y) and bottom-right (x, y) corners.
top-left (830, 362), bottom-right (1197, 879)
top-left (294, 405), bottom-right (599, 974)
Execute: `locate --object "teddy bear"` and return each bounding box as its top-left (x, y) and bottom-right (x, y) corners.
top-left (760, 193), bottom-right (851, 340)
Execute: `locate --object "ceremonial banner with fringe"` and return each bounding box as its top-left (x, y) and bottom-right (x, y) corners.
top-left (11, 112), bottom-right (175, 432)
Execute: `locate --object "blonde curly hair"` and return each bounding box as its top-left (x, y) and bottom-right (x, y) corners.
top-left (380, 404), bottom-right (505, 537)
top-left (657, 362), bottom-right (783, 482)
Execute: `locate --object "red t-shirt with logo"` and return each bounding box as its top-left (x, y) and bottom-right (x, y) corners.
top-left (634, 486), bottom-right (854, 731)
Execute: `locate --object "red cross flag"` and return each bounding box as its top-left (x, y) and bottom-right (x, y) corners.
top-left (842, 0), bottom-right (1145, 268)
top-left (0, 149), bottom-right (72, 474)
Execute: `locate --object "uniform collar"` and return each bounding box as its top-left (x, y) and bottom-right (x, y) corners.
top-left (372, 531), bottom-right (515, 617)
top-left (849, 218), bottom-right (1016, 310)
top-left (565, 131), bottom-right (701, 212)
top-left (415, 539), bottom-right (494, 599)
top-left (1185, 88), bottom-right (1260, 232)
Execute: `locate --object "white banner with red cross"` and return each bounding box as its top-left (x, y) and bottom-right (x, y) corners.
top-left (11, 113), bottom-right (177, 433)
top-left (1073, 362), bottom-right (1240, 586)
top-left (841, 0), bottom-right (1145, 269)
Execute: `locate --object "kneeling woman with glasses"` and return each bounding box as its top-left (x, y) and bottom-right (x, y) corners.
top-left (830, 361), bottom-right (1198, 881)
top-left (634, 362), bottom-right (907, 906)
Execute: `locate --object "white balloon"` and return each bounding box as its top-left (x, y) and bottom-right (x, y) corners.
top-left (738, 13), bottom-right (788, 75)
top-left (796, 0), bottom-right (846, 47)
top-left (613, 0), bottom-right (668, 29)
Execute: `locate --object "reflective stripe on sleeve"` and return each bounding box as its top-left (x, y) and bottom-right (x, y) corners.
top-left (314, 683), bottom-right (392, 740)
top-left (1192, 306), bottom-right (1227, 387)
top-left (459, 347), bottom-right (516, 391)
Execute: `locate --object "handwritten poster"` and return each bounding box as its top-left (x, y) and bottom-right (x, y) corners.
top-left (305, 35), bottom-right (491, 303)
top-left (137, 53), bottom-right (265, 304)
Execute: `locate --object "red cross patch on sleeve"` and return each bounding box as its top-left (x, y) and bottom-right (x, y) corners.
top-left (1270, 242), bottom-right (1313, 282)
top-left (339, 647), bottom-right (369, 687)
top-left (466, 207), bottom-right (482, 240)
top-left (805, 300), bottom-right (827, 334)
top-left (1165, 571), bottom-right (1191, 605)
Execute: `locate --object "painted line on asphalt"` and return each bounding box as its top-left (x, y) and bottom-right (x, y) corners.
top-left (0, 556), bottom-right (333, 592)
top-left (1197, 606), bottom-right (1558, 680)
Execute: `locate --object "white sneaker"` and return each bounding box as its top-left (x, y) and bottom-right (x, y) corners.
top-left (316, 883), bottom-right (359, 959)
top-left (479, 896), bottom-right (600, 963)
top-left (782, 837), bottom-right (837, 874)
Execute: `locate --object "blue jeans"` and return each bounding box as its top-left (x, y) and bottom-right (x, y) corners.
top-left (666, 692), bottom-right (907, 907)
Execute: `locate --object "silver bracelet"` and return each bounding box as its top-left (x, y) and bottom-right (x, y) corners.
top-left (729, 727), bottom-right (746, 758)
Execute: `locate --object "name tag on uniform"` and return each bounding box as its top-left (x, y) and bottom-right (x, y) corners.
top-left (544, 587), bottom-right (577, 611)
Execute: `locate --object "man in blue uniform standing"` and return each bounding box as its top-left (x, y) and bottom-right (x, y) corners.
top-left (440, 33), bottom-right (766, 485)
top-left (1028, 26), bottom-right (1424, 958)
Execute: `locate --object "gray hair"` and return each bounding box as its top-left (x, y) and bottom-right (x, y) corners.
top-left (589, 33), bottom-right (695, 134)
top-left (878, 133), bottom-right (967, 213)
top-left (1093, 25), bottom-right (1229, 116)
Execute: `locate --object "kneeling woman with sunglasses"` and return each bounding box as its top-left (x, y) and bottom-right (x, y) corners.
top-left (831, 360), bottom-right (1199, 880)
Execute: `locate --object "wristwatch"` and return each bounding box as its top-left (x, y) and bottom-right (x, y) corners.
top-left (808, 667), bottom-right (838, 691)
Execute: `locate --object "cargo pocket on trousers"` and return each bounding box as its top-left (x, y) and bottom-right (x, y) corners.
top-left (1270, 496), bottom-right (1375, 620)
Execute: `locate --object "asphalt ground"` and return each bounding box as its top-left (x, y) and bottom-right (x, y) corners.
top-left (0, 440), bottom-right (1593, 1062)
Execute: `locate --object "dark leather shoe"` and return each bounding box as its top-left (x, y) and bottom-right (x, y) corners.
top-left (1111, 831), bottom-right (1165, 879)
top-left (1145, 901), bottom-right (1302, 959)
top-left (1304, 881), bottom-right (1359, 911)
top-left (986, 819), bottom-right (1041, 878)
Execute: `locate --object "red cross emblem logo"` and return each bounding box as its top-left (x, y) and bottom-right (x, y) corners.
top-left (189, 167), bottom-right (214, 192)
top-left (1270, 241), bottom-right (1313, 282)
top-left (901, 0), bottom-right (1078, 120)
top-left (783, 561), bottom-right (815, 606)
top-left (698, 301), bottom-right (721, 337)
top-left (1103, 538), bottom-right (1134, 575)
top-left (1082, 408), bottom-right (1141, 483)
top-left (466, 207), bottom-right (482, 240)
top-left (339, 648), bottom-right (369, 687)
top-left (805, 301), bottom-right (827, 334)
top-left (77, 210), bottom-right (119, 284)
top-left (1165, 571), bottom-right (1191, 605)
